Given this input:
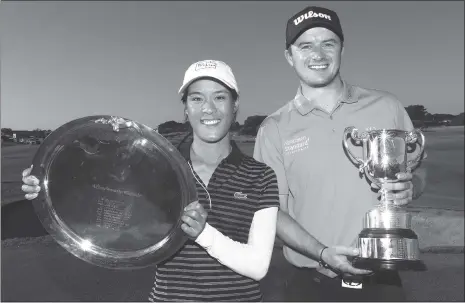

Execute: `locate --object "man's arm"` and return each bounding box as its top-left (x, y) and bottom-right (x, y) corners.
top-left (276, 209), bottom-right (327, 261)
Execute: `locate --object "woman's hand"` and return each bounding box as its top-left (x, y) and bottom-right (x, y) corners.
top-left (181, 201), bottom-right (208, 239)
top-left (21, 165), bottom-right (41, 200)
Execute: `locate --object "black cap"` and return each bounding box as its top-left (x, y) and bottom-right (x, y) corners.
top-left (286, 6), bottom-right (344, 49)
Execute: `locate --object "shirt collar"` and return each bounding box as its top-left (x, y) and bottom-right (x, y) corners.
top-left (177, 132), bottom-right (244, 167)
top-left (293, 81), bottom-right (358, 116)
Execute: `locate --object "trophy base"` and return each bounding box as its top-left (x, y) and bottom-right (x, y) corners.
top-left (356, 228), bottom-right (426, 272)
top-left (353, 257), bottom-right (427, 272)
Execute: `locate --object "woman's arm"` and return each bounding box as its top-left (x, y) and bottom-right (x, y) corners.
top-left (195, 206), bottom-right (278, 281)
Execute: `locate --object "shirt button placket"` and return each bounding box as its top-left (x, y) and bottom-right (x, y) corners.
top-left (329, 115), bottom-right (336, 133)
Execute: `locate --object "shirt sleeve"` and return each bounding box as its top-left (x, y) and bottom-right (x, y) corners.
top-left (258, 166), bottom-right (281, 210)
top-left (195, 207), bottom-right (278, 281)
top-left (253, 118), bottom-right (290, 199)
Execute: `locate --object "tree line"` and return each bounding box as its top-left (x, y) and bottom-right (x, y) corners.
top-left (157, 105), bottom-right (464, 136)
top-left (1, 128), bottom-right (52, 140)
top-left (2, 105), bottom-right (463, 139)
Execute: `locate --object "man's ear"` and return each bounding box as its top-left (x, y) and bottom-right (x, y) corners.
top-left (184, 108), bottom-right (189, 122)
top-left (284, 48), bottom-right (294, 67)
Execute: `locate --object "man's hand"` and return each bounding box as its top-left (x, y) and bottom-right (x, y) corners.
top-left (320, 246), bottom-right (372, 277)
top-left (371, 172), bottom-right (413, 206)
top-left (181, 201), bottom-right (208, 239)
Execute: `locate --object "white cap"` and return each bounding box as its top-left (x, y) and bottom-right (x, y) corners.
top-left (178, 60), bottom-right (239, 95)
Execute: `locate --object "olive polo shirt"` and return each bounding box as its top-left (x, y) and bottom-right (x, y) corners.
top-left (254, 82), bottom-right (418, 268)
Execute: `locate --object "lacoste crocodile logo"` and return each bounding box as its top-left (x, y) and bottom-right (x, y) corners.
top-left (234, 192), bottom-right (248, 199)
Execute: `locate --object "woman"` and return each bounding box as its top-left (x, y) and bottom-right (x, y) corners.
top-left (21, 60), bottom-right (280, 302)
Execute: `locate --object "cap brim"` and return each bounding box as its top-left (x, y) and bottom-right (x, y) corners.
top-left (287, 21), bottom-right (343, 48)
top-left (178, 79), bottom-right (195, 95)
top-left (178, 75), bottom-right (238, 95)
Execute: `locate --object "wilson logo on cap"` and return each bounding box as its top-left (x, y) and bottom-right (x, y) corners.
top-left (294, 10), bottom-right (332, 26)
top-left (194, 60), bottom-right (217, 71)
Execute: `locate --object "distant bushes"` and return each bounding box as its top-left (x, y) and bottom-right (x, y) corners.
top-left (157, 121), bottom-right (191, 134)
top-left (156, 115), bottom-right (267, 137)
top-left (155, 109), bottom-right (464, 139)
top-left (451, 113), bottom-right (464, 126)
top-left (239, 115), bottom-right (267, 136)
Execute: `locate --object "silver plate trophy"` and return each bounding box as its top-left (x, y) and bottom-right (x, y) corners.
top-left (31, 116), bottom-right (197, 269)
top-left (343, 127), bottom-right (426, 271)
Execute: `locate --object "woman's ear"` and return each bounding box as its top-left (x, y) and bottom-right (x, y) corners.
top-left (233, 98), bottom-right (239, 113)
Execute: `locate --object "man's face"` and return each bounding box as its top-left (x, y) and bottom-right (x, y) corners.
top-left (185, 79), bottom-right (237, 143)
top-left (285, 27), bottom-right (343, 88)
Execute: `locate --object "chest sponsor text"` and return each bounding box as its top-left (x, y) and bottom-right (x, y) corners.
top-left (284, 135), bottom-right (309, 155)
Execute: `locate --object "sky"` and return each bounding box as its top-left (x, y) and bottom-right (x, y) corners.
top-left (1, 1), bottom-right (464, 130)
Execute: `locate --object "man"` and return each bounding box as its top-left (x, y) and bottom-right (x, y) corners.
top-left (254, 6), bottom-right (427, 301)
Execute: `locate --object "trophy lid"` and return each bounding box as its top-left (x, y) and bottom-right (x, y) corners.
top-left (31, 116), bottom-right (197, 269)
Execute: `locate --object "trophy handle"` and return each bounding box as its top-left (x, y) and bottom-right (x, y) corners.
top-left (343, 127), bottom-right (370, 173)
top-left (405, 129), bottom-right (426, 172)
top-left (363, 166), bottom-right (378, 184)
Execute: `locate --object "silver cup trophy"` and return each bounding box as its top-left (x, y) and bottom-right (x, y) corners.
top-left (343, 127), bottom-right (426, 271)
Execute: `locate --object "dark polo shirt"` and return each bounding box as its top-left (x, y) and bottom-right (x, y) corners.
top-left (254, 82), bottom-right (422, 269)
top-left (150, 134), bottom-right (280, 301)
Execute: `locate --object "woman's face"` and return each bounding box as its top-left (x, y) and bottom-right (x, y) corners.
top-left (185, 79), bottom-right (238, 143)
